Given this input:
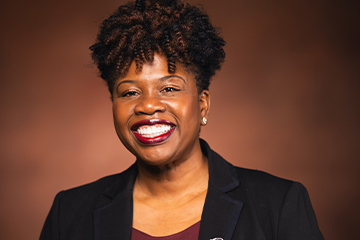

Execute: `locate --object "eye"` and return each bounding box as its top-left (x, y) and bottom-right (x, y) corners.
top-left (122, 91), bottom-right (138, 97)
top-left (161, 87), bottom-right (180, 93)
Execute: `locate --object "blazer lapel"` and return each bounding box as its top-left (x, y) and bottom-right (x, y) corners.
top-left (199, 140), bottom-right (244, 240)
top-left (93, 164), bottom-right (138, 240)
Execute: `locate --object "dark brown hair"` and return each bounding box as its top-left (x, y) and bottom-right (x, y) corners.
top-left (90, 0), bottom-right (225, 96)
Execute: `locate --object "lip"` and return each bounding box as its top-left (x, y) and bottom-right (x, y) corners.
top-left (131, 119), bottom-right (176, 145)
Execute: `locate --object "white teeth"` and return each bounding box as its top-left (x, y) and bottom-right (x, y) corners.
top-left (137, 125), bottom-right (172, 138)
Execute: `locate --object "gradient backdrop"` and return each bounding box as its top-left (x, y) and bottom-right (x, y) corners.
top-left (0, 0), bottom-right (359, 239)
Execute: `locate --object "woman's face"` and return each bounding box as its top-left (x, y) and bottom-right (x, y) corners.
top-left (112, 54), bottom-right (209, 166)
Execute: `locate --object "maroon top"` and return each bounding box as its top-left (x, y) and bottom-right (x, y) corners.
top-left (131, 222), bottom-right (201, 240)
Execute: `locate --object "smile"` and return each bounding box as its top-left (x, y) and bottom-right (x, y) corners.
top-left (137, 124), bottom-right (172, 138)
top-left (131, 119), bottom-right (175, 144)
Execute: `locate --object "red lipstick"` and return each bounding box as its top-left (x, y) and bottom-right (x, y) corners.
top-left (131, 119), bottom-right (175, 145)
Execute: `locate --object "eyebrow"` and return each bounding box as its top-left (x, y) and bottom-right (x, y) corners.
top-left (159, 75), bottom-right (186, 83)
top-left (116, 75), bottom-right (186, 90)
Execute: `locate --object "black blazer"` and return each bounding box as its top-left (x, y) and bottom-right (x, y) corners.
top-left (40, 139), bottom-right (324, 240)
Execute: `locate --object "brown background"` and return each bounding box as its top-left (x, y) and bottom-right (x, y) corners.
top-left (0, 0), bottom-right (359, 239)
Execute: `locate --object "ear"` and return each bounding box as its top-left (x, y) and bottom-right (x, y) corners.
top-left (199, 90), bottom-right (210, 125)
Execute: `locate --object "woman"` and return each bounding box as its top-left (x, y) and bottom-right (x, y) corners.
top-left (40, 0), bottom-right (324, 239)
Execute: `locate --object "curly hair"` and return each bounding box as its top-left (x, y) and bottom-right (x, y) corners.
top-left (90, 0), bottom-right (225, 96)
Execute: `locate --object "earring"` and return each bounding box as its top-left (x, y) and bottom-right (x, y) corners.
top-left (202, 117), bottom-right (207, 125)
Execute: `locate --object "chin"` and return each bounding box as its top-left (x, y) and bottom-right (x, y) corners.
top-left (136, 152), bottom-right (176, 166)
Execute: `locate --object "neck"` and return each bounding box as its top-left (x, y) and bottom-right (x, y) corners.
top-left (135, 149), bottom-right (209, 200)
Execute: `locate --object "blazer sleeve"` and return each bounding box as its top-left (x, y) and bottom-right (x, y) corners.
top-left (278, 182), bottom-right (324, 240)
top-left (40, 191), bottom-right (64, 240)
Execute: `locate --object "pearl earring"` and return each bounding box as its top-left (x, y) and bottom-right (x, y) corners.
top-left (202, 117), bottom-right (207, 125)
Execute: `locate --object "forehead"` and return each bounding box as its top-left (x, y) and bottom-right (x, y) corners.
top-left (126, 54), bottom-right (170, 79)
top-left (122, 54), bottom-right (194, 85)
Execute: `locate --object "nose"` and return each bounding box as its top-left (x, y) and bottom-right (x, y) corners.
top-left (134, 93), bottom-right (166, 115)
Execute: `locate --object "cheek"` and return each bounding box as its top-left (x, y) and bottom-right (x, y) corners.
top-left (112, 106), bottom-right (133, 149)
top-left (112, 103), bottom-right (129, 132)
top-left (176, 98), bottom-right (201, 123)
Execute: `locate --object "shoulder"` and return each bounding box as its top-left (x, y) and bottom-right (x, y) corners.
top-left (232, 167), bottom-right (324, 239)
top-left (40, 165), bottom-right (137, 240)
top-left (55, 163), bottom-right (137, 207)
top-left (235, 166), bottom-right (294, 193)
top-left (233, 166), bottom-right (306, 204)
top-left (204, 139), bottom-right (298, 203)
top-left (57, 173), bottom-right (120, 199)
top-left (232, 166), bottom-right (316, 223)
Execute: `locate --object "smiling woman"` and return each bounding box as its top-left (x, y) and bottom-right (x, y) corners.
top-left (40, 0), bottom-right (324, 240)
